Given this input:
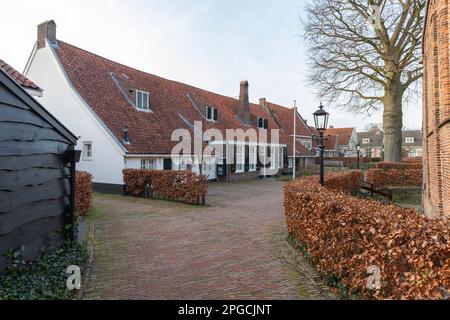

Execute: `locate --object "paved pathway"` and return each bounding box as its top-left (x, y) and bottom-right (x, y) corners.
top-left (84, 179), bottom-right (335, 300)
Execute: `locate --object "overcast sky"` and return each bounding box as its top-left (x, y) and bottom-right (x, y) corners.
top-left (0, 0), bottom-right (422, 131)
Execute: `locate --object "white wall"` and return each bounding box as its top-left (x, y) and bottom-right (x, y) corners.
top-left (26, 43), bottom-right (126, 185)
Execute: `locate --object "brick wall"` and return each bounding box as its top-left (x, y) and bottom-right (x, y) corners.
top-left (423, 0), bottom-right (450, 218)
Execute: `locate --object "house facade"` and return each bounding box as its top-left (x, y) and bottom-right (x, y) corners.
top-left (25, 21), bottom-right (315, 192)
top-left (322, 127), bottom-right (358, 158)
top-left (402, 130), bottom-right (423, 158)
top-left (422, 0), bottom-right (449, 218)
top-left (357, 129), bottom-right (423, 159)
top-left (357, 130), bottom-right (384, 159)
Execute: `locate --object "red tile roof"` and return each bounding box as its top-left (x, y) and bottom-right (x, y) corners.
top-left (324, 128), bottom-right (355, 146)
top-left (323, 135), bottom-right (339, 151)
top-left (0, 59), bottom-right (42, 91)
top-left (53, 40), bottom-right (315, 156)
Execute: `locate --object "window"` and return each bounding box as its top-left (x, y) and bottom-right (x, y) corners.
top-left (288, 158), bottom-right (293, 169)
top-left (179, 157), bottom-right (193, 170)
top-left (257, 118), bottom-right (269, 129)
top-left (405, 137), bottom-right (415, 144)
top-left (362, 138), bottom-right (370, 144)
top-left (141, 159), bottom-right (156, 170)
top-left (206, 106), bottom-right (218, 122)
top-left (83, 142), bottom-right (92, 161)
top-left (249, 146), bottom-right (257, 171)
top-left (301, 140), bottom-right (312, 150)
top-left (236, 145), bottom-right (245, 173)
top-left (136, 90), bottom-right (149, 111)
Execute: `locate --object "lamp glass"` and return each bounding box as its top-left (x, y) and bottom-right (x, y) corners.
top-left (313, 105), bottom-right (329, 133)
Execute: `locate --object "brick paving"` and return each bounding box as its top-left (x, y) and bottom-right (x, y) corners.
top-left (83, 179), bottom-right (336, 300)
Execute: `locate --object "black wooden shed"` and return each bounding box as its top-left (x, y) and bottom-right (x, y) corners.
top-left (0, 66), bottom-right (78, 272)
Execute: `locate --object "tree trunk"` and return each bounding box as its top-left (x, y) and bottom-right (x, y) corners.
top-left (383, 85), bottom-right (404, 163)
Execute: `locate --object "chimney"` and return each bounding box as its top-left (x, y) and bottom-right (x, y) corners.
top-left (239, 81), bottom-right (251, 124)
top-left (259, 98), bottom-right (267, 108)
top-left (329, 125), bottom-right (334, 129)
top-left (38, 20), bottom-right (57, 49)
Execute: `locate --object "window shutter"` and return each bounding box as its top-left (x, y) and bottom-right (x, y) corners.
top-left (257, 146), bottom-right (261, 167)
top-left (207, 107), bottom-right (212, 120)
top-left (264, 119), bottom-right (269, 129)
top-left (245, 145), bottom-right (250, 172)
top-left (283, 147), bottom-right (288, 169)
top-left (214, 108), bottom-right (218, 121)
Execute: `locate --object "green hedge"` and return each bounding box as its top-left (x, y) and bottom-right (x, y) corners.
top-left (0, 242), bottom-right (87, 300)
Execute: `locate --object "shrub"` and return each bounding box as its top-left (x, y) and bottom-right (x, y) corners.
top-left (403, 157), bottom-right (423, 163)
top-left (366, 169), bottom-right (422, 187)
top-left (319, 157), bottom-right (371, 168)
top-left (123, 169), bottom-right (208, 205)
top-left (284, 174), bottom-right (449, 300)
top-left (324, 171), bottom-right (361, 194)
top-left (75, 171), bottom-right (93, 216)
top-left (376, 162), bottom-right (422, 171)
top-left (0, 242), bottom-right (87, 300)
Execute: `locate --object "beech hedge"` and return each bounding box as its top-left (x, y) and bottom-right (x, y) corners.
top-left (318, 157), bottom-right (377, 168)
top-left (324, 170), bottom-right (361, 194)
top-left (403, 157), bottom-right (423, 163)
top-left (75, 171), bottom-right (93, 216)
top-left (123, 169), bottom-right (208, 205)
top-left (366, 169), bottom-right (422, 187)
top-left (375, 162), bottom-right (423, 171)
top-left (284, 172), bottom-right (449, 300)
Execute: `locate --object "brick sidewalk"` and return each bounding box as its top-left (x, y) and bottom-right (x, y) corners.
top-left (83, 180), bottom-right (336, 300)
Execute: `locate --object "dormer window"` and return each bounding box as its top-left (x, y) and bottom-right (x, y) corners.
top-left (257, 117), bottom-right (269, 129)
top-left (206, 106), bottom-right (218, 122)
top-left (406, 137), bottom-right (415, 143)
top-left (362, 138), bottom-right (370, 144)
top-left (136, 90), bottom-right (149, 111)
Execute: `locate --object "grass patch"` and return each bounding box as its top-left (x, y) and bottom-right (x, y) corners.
top-left (355, 188), bottom-right (422, 209)
top-left (392, 188), bottom-right (422, 207)
top-left (0, 241), bottom-right (87, 300)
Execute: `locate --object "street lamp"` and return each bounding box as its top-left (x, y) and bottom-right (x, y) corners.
top-left (313, 103), bottom-right (330, 187)
top-left (356, 143), bottom-right (361, 170)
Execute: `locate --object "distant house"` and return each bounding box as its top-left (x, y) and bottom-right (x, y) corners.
top-left (402, 130), bottom-right (423, 158)
top-left (25, 21), bottom-right (315, 192)
top-left (0, 59), bottom-right (77, 272)
top-left (357, 130), bottom-right (384, 158)
top-left (322, 127), bottom-right (358, 158)
top-left (356, 129), bottom-right (423, 159)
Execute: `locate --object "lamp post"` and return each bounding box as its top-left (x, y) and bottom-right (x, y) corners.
top-left (313, 103), bottom-right (330, 187)
top-left (293, 101), bottom-right (297, 181)
top-left (356, 143), bottom-right (361, 170)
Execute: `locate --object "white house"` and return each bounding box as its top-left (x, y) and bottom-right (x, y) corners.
top-left (24, 21), bottom-right (309, 193)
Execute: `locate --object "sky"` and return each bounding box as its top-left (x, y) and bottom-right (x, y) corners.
top-left (0, 0), bottom-right (422, 131)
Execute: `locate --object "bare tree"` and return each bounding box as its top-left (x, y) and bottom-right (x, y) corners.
top-left (303, 0), bottom-right (425, 162)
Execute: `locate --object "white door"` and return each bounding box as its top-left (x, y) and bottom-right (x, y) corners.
top-left (202, 159), bottom-right (217, 180)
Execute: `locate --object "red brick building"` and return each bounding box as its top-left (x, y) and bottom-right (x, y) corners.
top-left (423, 0), bottom-right (449, 218)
